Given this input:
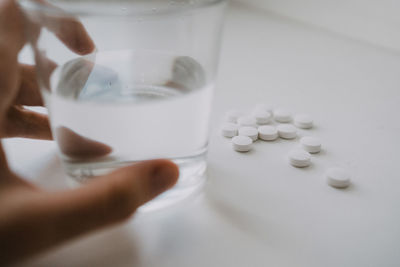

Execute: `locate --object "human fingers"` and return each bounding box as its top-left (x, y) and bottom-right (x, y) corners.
top-left (55, 126), bottom-right (112, 159)
top-left (0, 49), bottom-right (19, 120)
top-left (0, 0), bottom-right (24, 116)
top-left (22, 0), bottom-right (95, 55)
top-left (0, 160), bottom-right (178, 265)
top-left (0, 0), bottom-right (25, 51)
top-left (51, 16), bottom-right (95, 55)
top-left (48, 159), bottom-right (179, 228)
top-left (14, 64), bottom-right (43, 106)
top-left (0, 141), bottom-right (10, 178)
top-left (2, 106), bottom-right (52, 140)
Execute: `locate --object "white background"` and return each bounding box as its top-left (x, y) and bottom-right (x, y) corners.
top-left (5, 1), bottom-right (400, 266)
top-left (235, 0), bottom-right (400, 52)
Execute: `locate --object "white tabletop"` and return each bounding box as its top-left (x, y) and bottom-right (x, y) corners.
top-left (6, 3), bottom-right (400, 267)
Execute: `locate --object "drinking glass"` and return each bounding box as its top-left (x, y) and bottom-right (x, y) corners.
top-left (19, 0), bottom-right (228, 211)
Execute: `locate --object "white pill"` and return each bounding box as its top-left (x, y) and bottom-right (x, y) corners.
top-left (221, 123), bottom-right (239, 138)
top-left (274, 108), bottom-right (292, 123)
top-left (237, 116), bottom-right (257, 127)
top-left (277, 124), bottom-right (297, 139)
top-left (258, 125), bottom-right (278, 141)
top-left (253, 110), bottom-right (272, 125)
top-left (326, 168), bottom-right (351, 188)
top-left (288, 149), bottom-right (311, 168)
top-left (226, 110), bottom-right (245, 123)
top-left (300, 136), bottom-right (321, 153)
top-left (254, 104), bottom-right (274, 114)
top-left (232, 135), bottom-right (253, 152)
top-left (238, 126), bottom-right (258, 141)
top-left (294, 114), bottom-right (313, 129)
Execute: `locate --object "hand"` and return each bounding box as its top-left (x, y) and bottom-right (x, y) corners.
top-left (0, 1), bottom-right (179, 265)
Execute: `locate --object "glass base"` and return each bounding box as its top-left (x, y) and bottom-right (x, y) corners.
top-left (65, 153), bottom-right (207, 212)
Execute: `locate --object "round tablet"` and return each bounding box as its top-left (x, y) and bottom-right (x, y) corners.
top-left (238, 126), bottom-right (258, 141)
top-left (258, 125), bottom-right (278, 141)
top-left (277, 124), bottom-right (297, 139)
top-left (253, 110), bottom-right (272, 125)
top-left (232, 136), bottom-right (253, 152)
top-left (226, 110), bottom-right (245, 123)
top-left (300, 136), bottom-right (321, 153)
top-left (274, 109), bottom-right (292, 123)
top-left (288, 149), bottom-right (311, 168)
top-left (237, 116), bottom-right (257, 127)
top-left (254, 104), bottom-right (274, 114)
top-left (326, 168), bottom-right (351, 188)
top-left (221, 123), bottom-right (239, 138)
top-left (294, 114), bottom-right (313, 129)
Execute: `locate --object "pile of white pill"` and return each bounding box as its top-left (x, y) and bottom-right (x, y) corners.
top-left (221, 105), bottom-right (351, 189)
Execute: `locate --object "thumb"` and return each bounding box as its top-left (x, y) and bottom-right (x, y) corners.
top-left (2, 160), bottom-right (178, 263)
top-left (50, 160), bottom-right (179, 232)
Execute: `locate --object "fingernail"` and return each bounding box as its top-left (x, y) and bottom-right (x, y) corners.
top-left (151, 163), bottom-right (179, 193)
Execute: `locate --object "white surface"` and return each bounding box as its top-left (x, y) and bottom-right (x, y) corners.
top-left (254, 103), bottom-right (273, 114)
top-left (237, 115), bottom-right (257, 127)
top-left (235, 0), bottom-right (400, 52)
top-left (4, 3), bottom-right (400, 267)
top-left (274, 108), bottom-right (293, 123)
top-left (294, 114), bottom-right (314, 129)
top-left (225, 109), bottom-right (245, 123)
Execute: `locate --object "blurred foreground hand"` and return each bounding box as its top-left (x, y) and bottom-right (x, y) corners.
top-left (0, 1), bottom-right (179, 265)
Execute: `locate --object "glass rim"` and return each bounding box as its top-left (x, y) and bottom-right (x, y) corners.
top-left (18, 0), bottom-right (229, 17)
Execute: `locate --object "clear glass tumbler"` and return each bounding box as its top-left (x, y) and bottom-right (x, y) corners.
top-left (19, 0), bottom-right (228, 211)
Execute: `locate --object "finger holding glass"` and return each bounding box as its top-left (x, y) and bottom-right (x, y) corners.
top-left (0, 1), bottom-right (179, 265)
